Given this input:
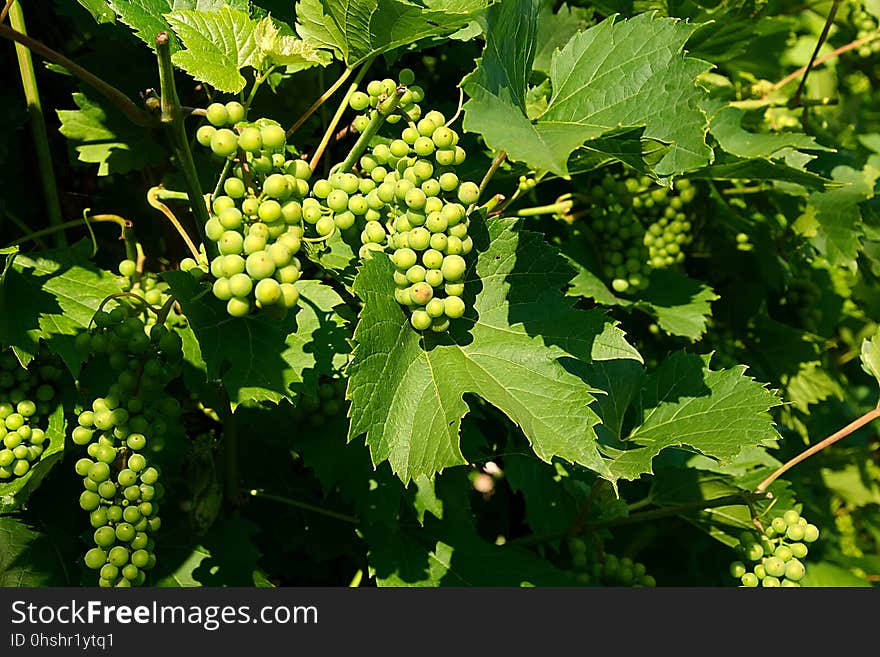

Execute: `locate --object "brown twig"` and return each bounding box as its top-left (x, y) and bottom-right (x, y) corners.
top-left (771, 32), bottom-right (880, 93)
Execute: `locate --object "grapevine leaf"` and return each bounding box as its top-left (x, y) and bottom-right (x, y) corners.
top-left (687, 155), bottom-right (831, 188)
top-left (582, 359), bottom-right (644, 440)
top-left (504, 453), bottom-right (581, 535)
top-left (105, 1), bottom-right (251, 51)
top-left (57, 92), bottom-right (166, 176)
top-left (821, 461), bottom-right (880, 508)
top-left (0, 404), bottom-right (66, 513)
top-left (462, 3), bottom-right (712, 176)
top-left (348, 215), bottom-right (642, 483)
top-left (565, 263), bottom-right (717, 340)
top-left (709, 105), bottom-right (833, 160)
top-left (76, 0), bottom-right (117, 23)
top-left (637, 269), bottom-right (719, 340)
top-left (0, 517), bottom-right (69, 586)
top-left (253, 16), bottom-right (332, 70)
top-left (606, 352), bottom-right (782, 481)
top-left (164, 273), bottom-right (349, 405)
top-left (165, 7), bottom-right (260, 93)
top-left (0, 245), bottom-right (124, 370)
top-left (860, 328), bottom-right (880, 389)
top-left (801, 562), bottom-right (873, 587)
top-left (294, 0), bottom-right (490, 67)
top-left (533, 0), bottom-right (593, 75)
top-left (798, 164), bottom-right (880, 269)
top-left (155, 518), bottom-right (263, 586)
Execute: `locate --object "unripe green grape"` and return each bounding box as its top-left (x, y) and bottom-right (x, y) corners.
top-left (196, 125), bottom-right (216, 147)
top-left (80, 490), bottom-right (101, 511)
top-left (422, 249), bottom-right (444, 269)
top-left (316, 215), bottom-right (336, 236)
top-left (108, 546), bottom-right (129, 567)
top-left (398, 68), bottom-right (415, 86)
top-left (84, 548), bottom-right (107, 570)
top-left (206, 103), bottom-right (229, 127)
top-left (275, 264), bottom-right (302, 285)
top-left (410, 282), bottom-right (433, 305)
top-left (413, 136), bottom-right (435, 157)
top-left (11, 460), bottom-right (29, 476)
top-left (406, 265), bottom-right (427, 284)
top-left (783, 559), bottom-right (805, 581)
top-left (803, 524), bottom-right (819, 542)
top-left (393, 248), bottom-right (418, 270)
top-left (280, 283), bottom-right (300, 308)
top-left (410, 310), bottom-right (432, 331)
top-left (763, 556), bottom-right (786, 578)
top-left (212, 277), bottom-right (232, 301)
top-left (441, 255), bottom-right (466, 282)
top-left (261, 124), bottom-right (286, 150)
top-left (424, 269), bottom-right (444, 287)
top-left (782, 509), bottom-right (800, 525)
top-left (258, 200), bottom-right (283, 224)
top-left (255, 279), bottom-right (282, 306)
top-left (786, 524), bottom-right (805, 541)
top-left (210, 129), bottom-right (238, 157)
top-left (246, 252), bottom-right (276, 280)
top-left (224, 101), bottom-right (245, 124)
top-left (350, 91), bottom-right (370, 111)
top-left (444, 296), bottom-right (466, 319)
top-left (424, 298), bottom-right (445, 318)
top-left (761, 576), bottom-right (781, 587)
top-left (409, 227), bottom-right (431, 251)
top-left (237, 127), bottom-right (262, 153)
top-left (227, 297), bottom-right (251, 317)
top-left (432, 126), bottom-right (456, 149)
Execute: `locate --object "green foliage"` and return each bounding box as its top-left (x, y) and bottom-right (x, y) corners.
top-left (462, 2), bottom-right (712, 176)
top-left (2, 0), bottom-right (879, 589)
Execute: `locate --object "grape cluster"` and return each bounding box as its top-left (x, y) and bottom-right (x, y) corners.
top-left (849, 5), bottom-right (880, 57)
top-left (196, 101), bottom-right (306, 318)
top-left (72, 306), bottom-right (183, 586)
top-left (579, 172), bottom-right (696, 294)
top-left (290, 377), bottom-right (348, 426)
top-left (730, 509), bottom-right (820, 587)
top-left (115, 257), bottom-right (192, 332)
top-left (341, 69), bottom-right (477, 332)
top-left (567, 538), bottom-right (656, 587)
top-left (0, 349), bottom-right (61, 482)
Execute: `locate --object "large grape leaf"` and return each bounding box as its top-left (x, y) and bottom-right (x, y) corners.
top-left (0, 404), bottom-right (66, 513)
top-left (533, 0), bottom-right (593, 75)
top-left (794, 163), bottom-right (880, 270)
top-left (566, 266), bottom-right (718, 340)
top-left (0, 517), bottom-right (69, 586)
top-left (102, 1), bottom-right (250, 51)
top-left (165, 7), bottom-right (261, 93)
top-left (164, 273), bottom-right (349, 405)
top-left (708, 104), bottom-right (832, 160)
top-left (0, 244), bottom-right (124, 369)
top-left (57, 92), bottom-right (167, 176)
top-left (347, 214), bottom-right (642, 483)
top-left (605, 351), bottom-right (782, 481)
top-left (462, 0), bottom-right (712, 176)
top-left (295, 0), bottom-right (491, 66)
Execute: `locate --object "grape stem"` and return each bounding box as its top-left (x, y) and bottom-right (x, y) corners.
top-left (308, 57), bottom-right (375, 173)
top-left (0, 0), bottom-right (15, 22)
top-left (5, 212), bottom-right (131, 248)
top-left (515, 199), bottom-right (575, 218)
top-left (770, 31), bottom-right (880, 94)
top-left (473, 150), bottom-right (507, 212)
top-left (301, 229), bottom-right (337, 244)
top-left (755, 404), bottom-right (880, 493)
top-left (791, 0), bottom-right (840, 124)
top-left (146, 186), bottom-right (201, 260)
top-left (286, 65), bottom-right (353, 138)
top-left (92, 292), bottom-right (165, 324)
top-left (337, 87), bottom-right (404, 174)
top-left (154, 31), bottom-right (210, 246)
top-left (8, 1), bottom-right (65, 248)
top-left (248, 489), bottom-right (359, 524)
top-left (0, 23), bottom-right (153, 127)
